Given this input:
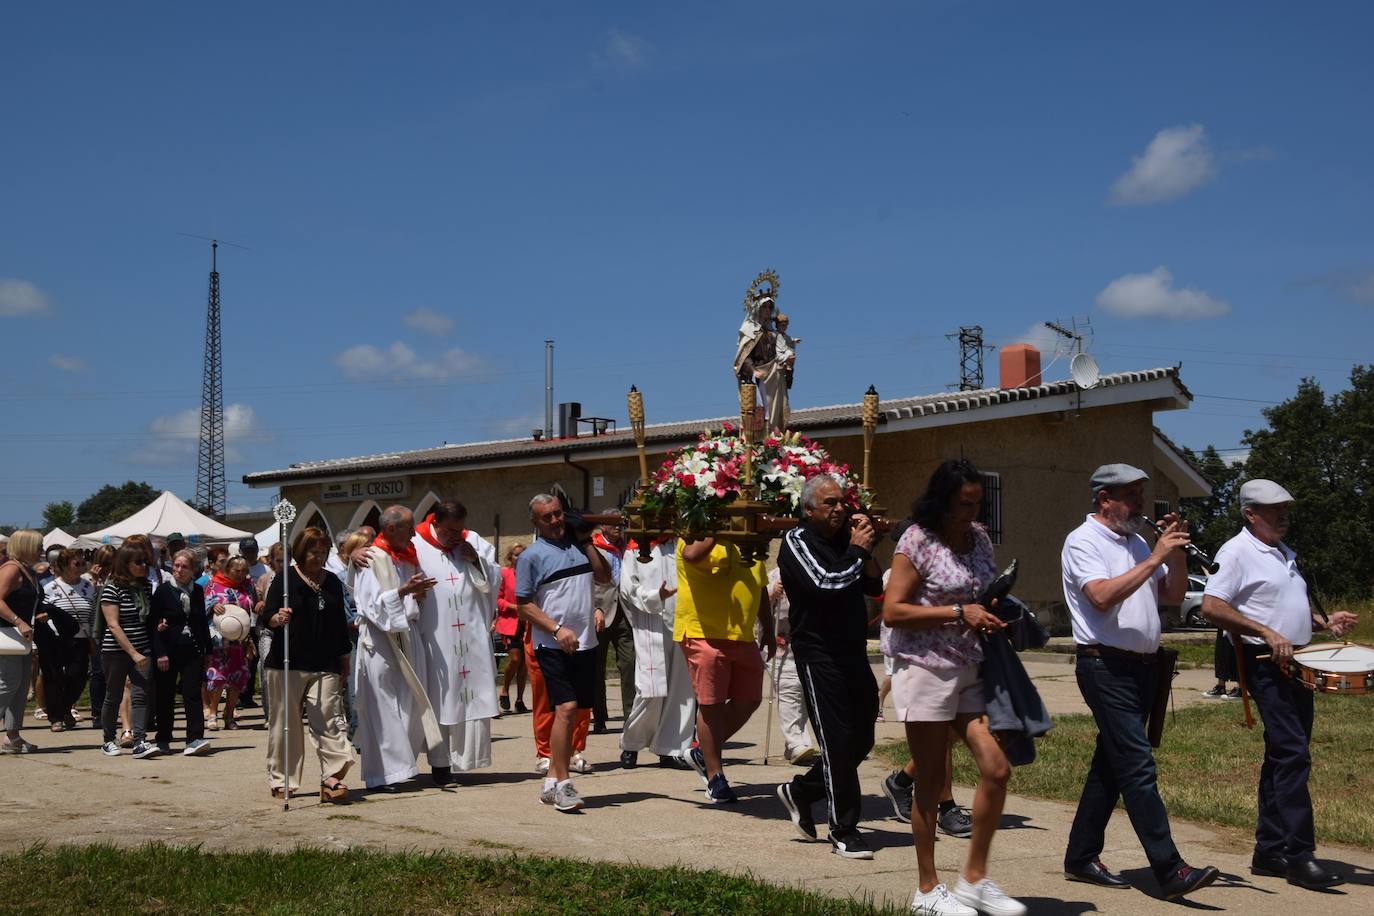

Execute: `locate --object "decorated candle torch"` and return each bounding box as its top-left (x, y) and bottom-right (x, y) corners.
top-left (739, 381), bottom-right (757, 490)
top-left (628, 385), bottom-right (648, 485)
top-left (862, 385), bottom-right (879, 491)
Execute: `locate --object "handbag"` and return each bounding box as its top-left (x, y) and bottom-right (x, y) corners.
top-left (0, 625), bottom-right (31, 655)
top-left (0, 562), bottom-right (37, 654)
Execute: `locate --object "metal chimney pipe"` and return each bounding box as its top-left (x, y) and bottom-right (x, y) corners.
top-left (544, 339), bottom-right (554, 439)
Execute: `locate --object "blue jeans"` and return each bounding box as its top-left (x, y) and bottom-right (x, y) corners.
top-left (1066, 655), bottom-right (1183, 882)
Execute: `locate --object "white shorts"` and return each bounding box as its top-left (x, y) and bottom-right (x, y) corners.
top-left (891, 659), bottom-right (984, 722)
top-left (883, 654), bottom-right (895, 677)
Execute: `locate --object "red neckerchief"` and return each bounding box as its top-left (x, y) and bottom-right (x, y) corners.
top-left (372, 531), bottom-right (418, 566)
top-left (415, 515), bottom-right (469, 556)
top-left (210, 571), bottom-right (242, 591)
top-left (592, 531), bottom-right (625, 557)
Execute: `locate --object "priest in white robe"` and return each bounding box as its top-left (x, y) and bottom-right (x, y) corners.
top-left (411, 501), bottom-right (502, 782)
top-left (618, 537), bottom-right (696, 768)
top-left (351, 506), bottom-right (443, 790)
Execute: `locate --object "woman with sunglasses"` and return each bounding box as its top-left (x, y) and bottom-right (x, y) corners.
top-left (98, 543), bottom-right (159, 759)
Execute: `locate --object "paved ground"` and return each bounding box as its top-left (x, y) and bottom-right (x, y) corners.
top-left (4, 659), bottom-right (1372, 914)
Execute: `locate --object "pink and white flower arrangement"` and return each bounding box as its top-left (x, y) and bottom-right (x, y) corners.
top-left (641, 424), bottom-right (871, 531)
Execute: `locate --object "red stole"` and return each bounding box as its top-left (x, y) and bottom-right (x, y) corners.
top-left (416, 515), bottom-right (469, 556)
top-left (372, 531), bottom-right (418, 567)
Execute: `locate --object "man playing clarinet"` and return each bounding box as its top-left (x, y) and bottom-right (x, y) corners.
top-left (1060, 464), bottom-right (1219, 900)
top-left (1201, 479), bottom-right (1357, 891)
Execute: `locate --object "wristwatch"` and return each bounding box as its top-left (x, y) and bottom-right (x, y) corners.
top-left (952, 603), bottom-right (966, 626)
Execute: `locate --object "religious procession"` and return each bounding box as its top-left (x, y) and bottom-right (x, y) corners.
top-left (4, 265), bottom-right (1368, 916)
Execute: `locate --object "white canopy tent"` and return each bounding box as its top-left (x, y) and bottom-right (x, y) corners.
top-left (84, 491), bottom-right (252, 543)
top-left (254, 520), bottom-right (279, 550)
top-left (43, 528), bottom-right (76, 549)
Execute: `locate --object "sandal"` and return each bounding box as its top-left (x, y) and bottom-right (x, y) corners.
top-left (320, 779), bottom-right (351, 804)
top-left (206, 716), bottom-right (221, 731)
top-left (50, 722), bottom-right (68, 733)
top-left (34, 709), bottom-right (47, 720)
top-left (223, 717), bottom-right (239, 731)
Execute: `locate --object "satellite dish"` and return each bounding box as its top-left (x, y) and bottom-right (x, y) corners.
top-left (1071, 352), bottom-right (1101, 389)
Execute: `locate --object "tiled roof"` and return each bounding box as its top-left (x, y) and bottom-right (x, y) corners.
top-left (244, 366), bottom-right (1188, 485)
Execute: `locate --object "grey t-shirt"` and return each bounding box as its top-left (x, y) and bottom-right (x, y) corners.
top-left (515, 536), bottom-right (598, 652)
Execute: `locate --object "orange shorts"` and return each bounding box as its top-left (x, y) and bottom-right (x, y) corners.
top-left (680, 636), bottom-right (764, 706)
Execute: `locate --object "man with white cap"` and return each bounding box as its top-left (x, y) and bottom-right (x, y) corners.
top-left (1060, 464), bottom-right (1219, 900)
top-left (1201, 479), bottom-right (1357, 891)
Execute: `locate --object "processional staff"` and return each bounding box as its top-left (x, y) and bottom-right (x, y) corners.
top-left (272, 498), bottom-right (297, 810)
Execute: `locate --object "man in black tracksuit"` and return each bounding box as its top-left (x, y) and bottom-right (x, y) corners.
top-left (776, 475), bottom-right (883, 859)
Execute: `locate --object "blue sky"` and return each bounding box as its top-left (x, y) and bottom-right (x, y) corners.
top-left (2, 2), bottom-right (1370, 525)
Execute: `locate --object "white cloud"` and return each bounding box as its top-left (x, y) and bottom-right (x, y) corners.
top-left (402, 307), bottom-right (454, 336)
top-left (604, 29), bottom-right (649, 69)
top-left (0, 278), bottom-right (52, 316)
top-left (1109, 124), bottom-right (1216, 205)
top-left (128, 403), bottom-right (267, 466)
top-left (49, 354), bottom-right (87, 372)
top-left (334, 341), bottom-right (484, 382)
top-left (1096, 267), bottom-right (1231, 320)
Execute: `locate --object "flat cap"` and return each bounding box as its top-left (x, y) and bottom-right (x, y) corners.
top-left (1090, 463), bottom-right (1149, 496)
top-left (1239, 479), bottom-right (1294, 508)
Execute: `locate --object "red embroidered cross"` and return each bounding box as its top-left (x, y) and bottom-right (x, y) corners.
top-left (458, 664), bottom-right (471, 679)
top-left (446, 572), bottom-right (461, 587)
top-left (452, 619), bottom-right (467, 631)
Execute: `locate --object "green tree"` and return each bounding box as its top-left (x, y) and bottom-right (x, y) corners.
top-left (1242, 371), bottom-right (1372, 600)
top-left (1179, 445), bottom-right (1244, 560)
top-left (76, 481), bottom-right (160, 528)
top-left (42, 501), bottom-right (76, 530)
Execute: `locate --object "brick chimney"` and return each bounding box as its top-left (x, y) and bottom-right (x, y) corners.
top-left (999, 344), bottom-right (1042, 389)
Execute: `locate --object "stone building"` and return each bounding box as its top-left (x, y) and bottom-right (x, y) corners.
top-left (244, 353), bottom-right (1208, 628)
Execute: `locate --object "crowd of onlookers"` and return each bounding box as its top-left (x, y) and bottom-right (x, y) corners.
top-left (0, 529), bottom-right (285, 758)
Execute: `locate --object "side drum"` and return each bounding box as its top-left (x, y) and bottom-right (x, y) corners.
top-left (1289, 642), bottom-right (1374, 695)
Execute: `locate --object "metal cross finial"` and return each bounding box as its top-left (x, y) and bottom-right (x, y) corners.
top-left (272, 499), bottom-right (297, 526)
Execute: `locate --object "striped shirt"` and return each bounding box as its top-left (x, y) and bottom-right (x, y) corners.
top-left (99, 581), bottom-right (152, 654)
top-left (44, 577), bottom-right (95, 639)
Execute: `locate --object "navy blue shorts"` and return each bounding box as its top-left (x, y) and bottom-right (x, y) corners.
top-left (535, 646), bottom-right (597, 711)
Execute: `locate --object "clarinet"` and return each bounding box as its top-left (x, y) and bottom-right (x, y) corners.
top-left (1135, 515), bottom-right (1220, 574)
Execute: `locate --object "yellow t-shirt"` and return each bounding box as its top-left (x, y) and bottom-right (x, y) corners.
top-left (673, 540), bottom-right (766, 642)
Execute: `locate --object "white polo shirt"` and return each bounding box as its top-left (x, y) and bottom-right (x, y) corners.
top-left (1204, 528), bottom-right (1311, 647)
top-left (1061, 515), bottom-right (1167, 654)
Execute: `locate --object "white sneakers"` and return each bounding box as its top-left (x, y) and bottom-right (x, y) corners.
top-left (554, 780), bottom-right (585, 812)
top-left (539, 778), bottom-right (585, 812)
top-left (951, 877), bottom-right (1026, 916)
top-left (910, 884), bottom-right (976, 916)
top-left (911, 878), bottom-right (1024, 916)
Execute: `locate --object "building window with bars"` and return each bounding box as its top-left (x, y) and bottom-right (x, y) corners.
top-left (980, 471), bottom-right (1003, 545)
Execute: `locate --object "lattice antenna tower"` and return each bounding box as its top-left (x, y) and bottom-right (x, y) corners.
top-left (194, 241), bottom-right (226, 516)
top-left (945, 325), bottom-right (990, 391)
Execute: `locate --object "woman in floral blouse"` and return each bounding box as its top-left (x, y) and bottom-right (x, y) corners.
top-left (204, 555), bottom-right (255, 730)
top-left (882, 459), bottom-right (1023, 916)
